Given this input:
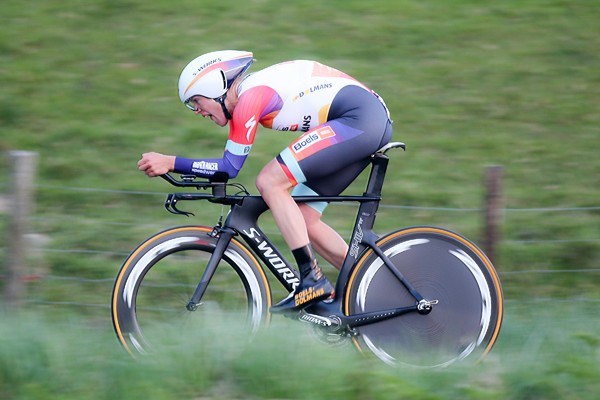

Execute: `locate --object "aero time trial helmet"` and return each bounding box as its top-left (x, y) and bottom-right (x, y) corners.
top-left (178, 50), bottom-right (254, 109)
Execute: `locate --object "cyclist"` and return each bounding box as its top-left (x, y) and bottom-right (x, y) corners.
top-left (138, 50), bottom-right (393, 313)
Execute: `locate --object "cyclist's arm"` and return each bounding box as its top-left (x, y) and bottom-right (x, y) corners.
top-left (174, 86), bottom-right (282, 179)
top-left (173, 153), bottom-right (241, 178)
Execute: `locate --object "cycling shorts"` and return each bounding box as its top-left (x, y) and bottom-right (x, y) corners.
top-left (277, 85), bottom-right (393, 213)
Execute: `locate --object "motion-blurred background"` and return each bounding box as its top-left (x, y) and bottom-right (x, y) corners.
top-left (1, 1), bottom-right (598, 399)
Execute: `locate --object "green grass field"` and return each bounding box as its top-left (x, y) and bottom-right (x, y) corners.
top-left (1, 301), bottom-right (599, 399)
top-left (1, 0), bottom-right (599, 398)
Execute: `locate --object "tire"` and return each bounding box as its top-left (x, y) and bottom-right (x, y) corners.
top-left (344, 226), bottom-right (503, 368)
top-left (111, 226), bottom-right (271, 356)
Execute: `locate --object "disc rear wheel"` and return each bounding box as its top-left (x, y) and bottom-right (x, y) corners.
top-left (345, 226), bottom-right (503, 367)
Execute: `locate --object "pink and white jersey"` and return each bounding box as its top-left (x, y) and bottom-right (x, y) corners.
top-left (174, 60), bottom-right (379, 178)
top-left (236, 60), bottom-right (369, 132)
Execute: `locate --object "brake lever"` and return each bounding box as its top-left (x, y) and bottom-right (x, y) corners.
top-left (164, 194), bottom-right (195, 217)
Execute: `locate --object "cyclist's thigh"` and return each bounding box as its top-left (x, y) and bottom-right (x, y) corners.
top-left (277, 85), bottom-right (392, 195)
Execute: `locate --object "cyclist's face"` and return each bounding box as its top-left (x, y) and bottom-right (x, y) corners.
top-left (187, 96), bottom-right (228, 127)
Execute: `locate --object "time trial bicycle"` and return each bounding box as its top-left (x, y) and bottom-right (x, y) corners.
top-left (111, 142), bottom-right (503, 367)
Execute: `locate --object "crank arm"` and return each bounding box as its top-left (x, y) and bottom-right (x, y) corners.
top-left (297, 310), bottom-right (338, 328)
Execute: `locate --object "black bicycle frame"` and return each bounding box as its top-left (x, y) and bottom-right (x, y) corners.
top-left (165, 145), bottom-right (428, 326)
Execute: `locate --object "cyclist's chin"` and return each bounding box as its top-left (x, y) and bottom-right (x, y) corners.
top-left (210, 115), bottom-right (228, 127)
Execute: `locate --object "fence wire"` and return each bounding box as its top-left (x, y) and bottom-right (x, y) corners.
top-left (2, 183), bottom-right (599, 311)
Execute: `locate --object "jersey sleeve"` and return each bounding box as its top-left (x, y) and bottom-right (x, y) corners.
top-left (173, 85), bottom-right (282, 179)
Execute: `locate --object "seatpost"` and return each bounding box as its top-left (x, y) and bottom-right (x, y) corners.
top-left (364, 153), bottom-right (390, 197)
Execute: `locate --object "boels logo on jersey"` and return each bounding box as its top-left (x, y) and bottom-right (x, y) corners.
top-left (292, 126), bottom-right (335, 154)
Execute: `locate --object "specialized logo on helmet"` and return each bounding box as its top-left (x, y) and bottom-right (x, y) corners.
top-left (192, 58), bottom-right (221, 76)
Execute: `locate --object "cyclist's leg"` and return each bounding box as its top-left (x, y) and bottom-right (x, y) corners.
top-left (257, 160), bottom-right (334, 313)
top-left (299, 202), bottom-right (347, 270)
top-left (262, 86), bottom-right (392, 311)
top-left (256, 165), bottom-right (349, 269)
top-left (292, 157), bottom-right (370, 271)
top-left (283, 86), bottom-right (393, 272)
top-left (256, 159), bottom-right (309, 250)
top-left (257, 84), bottom-right (391, 253)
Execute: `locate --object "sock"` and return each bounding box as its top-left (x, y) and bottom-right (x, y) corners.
top-left (292, 244), bottom-right (316, 277)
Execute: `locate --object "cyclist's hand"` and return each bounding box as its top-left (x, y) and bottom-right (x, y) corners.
top-left (138, 152), bottom-right (176, 177)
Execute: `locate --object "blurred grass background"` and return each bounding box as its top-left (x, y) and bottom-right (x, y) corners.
top-left (0, 0), bottom-right (599, 398)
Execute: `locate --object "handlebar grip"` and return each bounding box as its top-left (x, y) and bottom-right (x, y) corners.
top-left (160, 173), bottom-right (208, 188)
top-left (160, 173), bottom-right (180, 186)
top-left (161, 172), bottom-right (229, 187)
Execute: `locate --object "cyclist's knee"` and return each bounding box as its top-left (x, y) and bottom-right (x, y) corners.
top-left (255, 169), bottom-right (274, 196)
top-left (255, 172), bottom-right (266, 195)
top-left (256, 160), bottom-right (293, 196)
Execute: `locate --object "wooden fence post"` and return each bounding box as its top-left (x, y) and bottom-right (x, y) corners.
top-left (3, 151), bottom-right (38, 309)
top-left (483, 165), bottom-right (504, 267)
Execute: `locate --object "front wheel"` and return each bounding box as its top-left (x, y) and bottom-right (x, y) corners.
top-left (111, 226), bottom-right (271, 356)
top-left (344, 226), bottom-right (503, 368)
